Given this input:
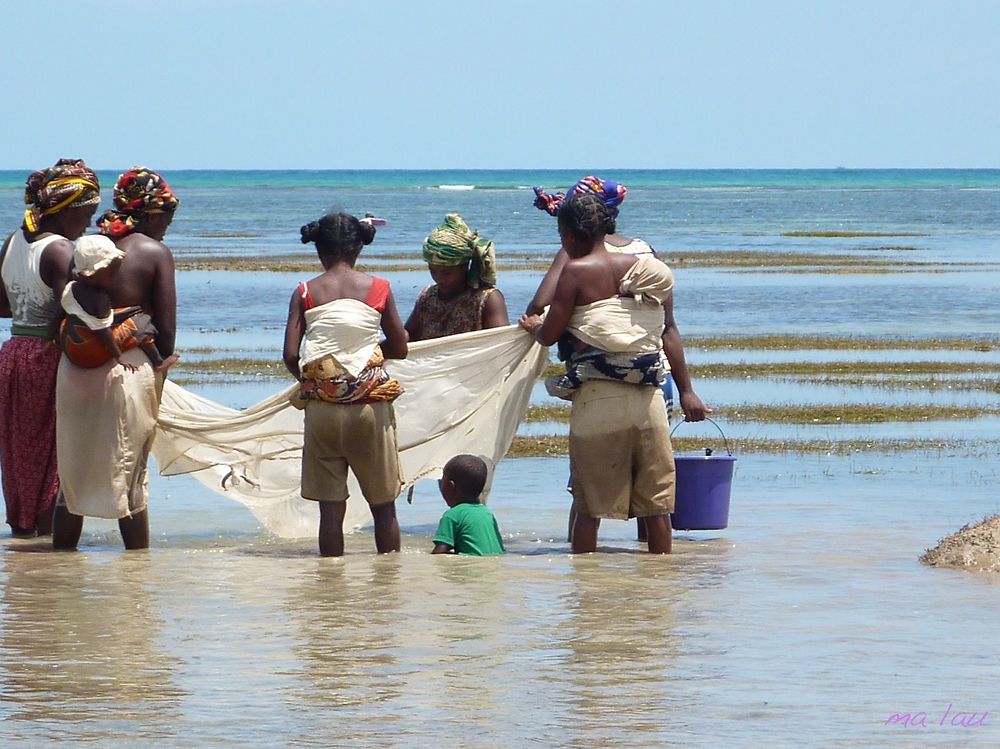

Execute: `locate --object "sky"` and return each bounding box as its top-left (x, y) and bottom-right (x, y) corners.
top-left (3, 0), bottom-right (999, 170)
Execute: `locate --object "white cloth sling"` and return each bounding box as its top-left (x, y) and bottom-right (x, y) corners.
top-left (567, 255), bottom-right (675, 354)
top-left (57, 348), bottom-right (161, 519)
top-left (299, 298), bottom-right (381, 375)
top-left (152, 325), bottom-right (549, 537)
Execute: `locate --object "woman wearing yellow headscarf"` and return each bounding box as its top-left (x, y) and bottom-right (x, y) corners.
top-left (404, 213), bottom-right (509, 341)
top-left (0, 159), bottom-right (100, 537)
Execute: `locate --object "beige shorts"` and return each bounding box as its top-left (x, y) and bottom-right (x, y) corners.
top-left (301, 400), bottom-right (403, 506)
top-left (569, 380), bottom-right (675, 520)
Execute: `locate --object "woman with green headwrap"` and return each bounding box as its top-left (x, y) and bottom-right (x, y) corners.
top-left (404, 214), bottom-right (509, 341)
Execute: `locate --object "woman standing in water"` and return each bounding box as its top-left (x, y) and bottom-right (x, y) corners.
top-left (53, 167), bottom-right (179, 551)
top-left (284, 213), bottom-right (408, 556)
top-left (527, 176), bottom-right (709, 542)
top-left (0, 159), bottom-right (100, 537)
top-left (521, 194), bottom-right (678, 553)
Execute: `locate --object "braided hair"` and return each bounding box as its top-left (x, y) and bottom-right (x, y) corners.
top-left (557, 193), bottom-right (616, 242)
top-left (300, 212), bottom-right (376, 261)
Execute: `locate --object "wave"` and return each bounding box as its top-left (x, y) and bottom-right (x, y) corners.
top-left (433, 184), bottom-right (533, 191)
top-left (680, 186), bottom-right (769, 193)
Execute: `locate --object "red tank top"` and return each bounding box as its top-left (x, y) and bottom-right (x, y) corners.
top-left (298, 277), bottom-right (389, 313)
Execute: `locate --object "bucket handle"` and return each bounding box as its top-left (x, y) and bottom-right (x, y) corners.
top-left (670, 416), bottom-right (733, 456)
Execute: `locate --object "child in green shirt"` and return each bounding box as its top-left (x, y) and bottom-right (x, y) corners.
top-left (432, 455), bottom-right (505, 556)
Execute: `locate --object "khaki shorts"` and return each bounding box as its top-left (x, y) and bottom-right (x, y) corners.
top-left (569, 380), bottom-right (675, 520)
top-left (301, 400), bottom-right (403, 506)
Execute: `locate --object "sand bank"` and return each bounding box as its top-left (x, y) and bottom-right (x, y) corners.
top-left (922, 514), bottom-right (1000, 572)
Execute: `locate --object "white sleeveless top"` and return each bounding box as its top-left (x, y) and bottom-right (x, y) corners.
top-left (1, 230), bottom-right (62, 327)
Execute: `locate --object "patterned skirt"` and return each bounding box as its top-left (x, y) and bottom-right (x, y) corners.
top-left (0, 336), bottom-right (61, 530)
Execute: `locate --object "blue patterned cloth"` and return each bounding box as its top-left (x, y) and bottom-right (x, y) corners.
top-left (544, 347), bottom-right (668, 401)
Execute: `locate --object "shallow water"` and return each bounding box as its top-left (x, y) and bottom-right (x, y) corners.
top-left (1, 454), bottom-right (998, 747)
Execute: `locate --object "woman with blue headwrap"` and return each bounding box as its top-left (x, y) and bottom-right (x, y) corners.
top-left (405, 213), bottom-right (509, 341)
top-left (524, 176), bottom-right (710, 542)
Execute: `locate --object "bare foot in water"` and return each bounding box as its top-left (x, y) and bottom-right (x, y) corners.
top-left (154, 353), bottom-right (180, 372)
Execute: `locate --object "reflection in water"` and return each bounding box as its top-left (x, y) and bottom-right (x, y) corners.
top-left (560, 555), bottom-right (682, 747)
top-left (0, 549), bottom-right (184, 742)
top-left (281, 555), bottom-right (407, 747)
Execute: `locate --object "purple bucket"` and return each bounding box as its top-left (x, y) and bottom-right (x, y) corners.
top-left (669, 419), bottom-right (736, 531)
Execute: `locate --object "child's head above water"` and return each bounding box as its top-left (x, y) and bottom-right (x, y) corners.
top-left (422, 214), bottom-right (497, 291)
top-left (74, 234), bottom-right (125, 285)
top-left (439, 454), bottom-right (489, 507)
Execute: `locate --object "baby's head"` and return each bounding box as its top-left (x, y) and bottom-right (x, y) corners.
top-left (439, 454), bottom-right (489, 507)
top-left (74, 235), bottom-right (125, 287)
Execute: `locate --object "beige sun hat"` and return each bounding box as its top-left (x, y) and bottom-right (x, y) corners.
top-left (74, 235), bottom-right (125, 277)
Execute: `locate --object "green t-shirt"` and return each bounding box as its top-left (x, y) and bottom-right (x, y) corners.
top-left (433, 502), bottom-right (505, 556)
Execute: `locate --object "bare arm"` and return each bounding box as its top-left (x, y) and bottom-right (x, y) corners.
top-left (39, 237), bottom-right (75, 336)
top-left (431, 542), bottom-right (455, 554)
top-left (39, 236), bottom-right (75, 299)
top-left (403, 296), bottom-right (422, 342)
top-left (520, 264), bottom-right (578, 346)
top-left (282, 289), bottom-right (305, 380)
top-left (525, 248), bottom-right (569, 315)
top-left (661, 291), bottom-right (709, 421)
top-left (151, 247), bottom-right (177, 357)
top-left (481, 288), bottom-right (510, 328)
top-left (379, 287), bottom-right (408, 360)
top-left (93, 326), bottom-right (138, 371)
top-left (95, 326), bottom-right (123, 357)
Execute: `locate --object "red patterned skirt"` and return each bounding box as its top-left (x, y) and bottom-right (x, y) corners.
top-left (0, 336), bottom-right (61, 530)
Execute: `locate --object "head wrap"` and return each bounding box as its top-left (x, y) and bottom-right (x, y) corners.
top-left (73, 235), bottom-right (126, 277)
top-left (96, 166), bottom-right (179, 238)
top-left (532, 175), bottom-right (627, 218)
top-left (422, 214), bottom-right (497, 288)
top-left (22, 159), bottom-right (100, 233)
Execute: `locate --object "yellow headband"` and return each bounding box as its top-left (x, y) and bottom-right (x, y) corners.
top-left (23, 176), bottom-right (100, 233)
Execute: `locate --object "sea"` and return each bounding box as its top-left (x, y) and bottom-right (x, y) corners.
top-left (0, 170), bottom-right (998, 747)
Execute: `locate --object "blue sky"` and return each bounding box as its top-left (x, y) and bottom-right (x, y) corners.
top-left (4, 0), bottom-right (999, 169)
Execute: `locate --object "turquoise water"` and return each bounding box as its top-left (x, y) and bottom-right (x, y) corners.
top-left (0, 170), bottom-right (998, 747)
top-left (6, 167), bottom-right (1000, 189)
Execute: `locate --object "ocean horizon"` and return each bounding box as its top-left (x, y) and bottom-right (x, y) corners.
top-left (5, 167), bottom-right (1000, 190)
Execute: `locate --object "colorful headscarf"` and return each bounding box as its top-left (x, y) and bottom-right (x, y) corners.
top-left (422, 214), bottom-right (497, 288)
top-left (22, 159), bottom-right (100, 233)
top-left (97, 166), bottom-right (179, 238)
top-left (532, 175), bottom-right (627, 218)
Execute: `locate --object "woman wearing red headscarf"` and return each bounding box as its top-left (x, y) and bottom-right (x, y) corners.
top-left (53, 167), bottom-right (178, 551)
top-left (0, 159), bottom-right (100, 537)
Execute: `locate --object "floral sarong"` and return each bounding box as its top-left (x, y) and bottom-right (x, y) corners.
top-left (291, 346), bottom-right (403, 407)
top-left (0, 337), bottom-right (61, 529)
